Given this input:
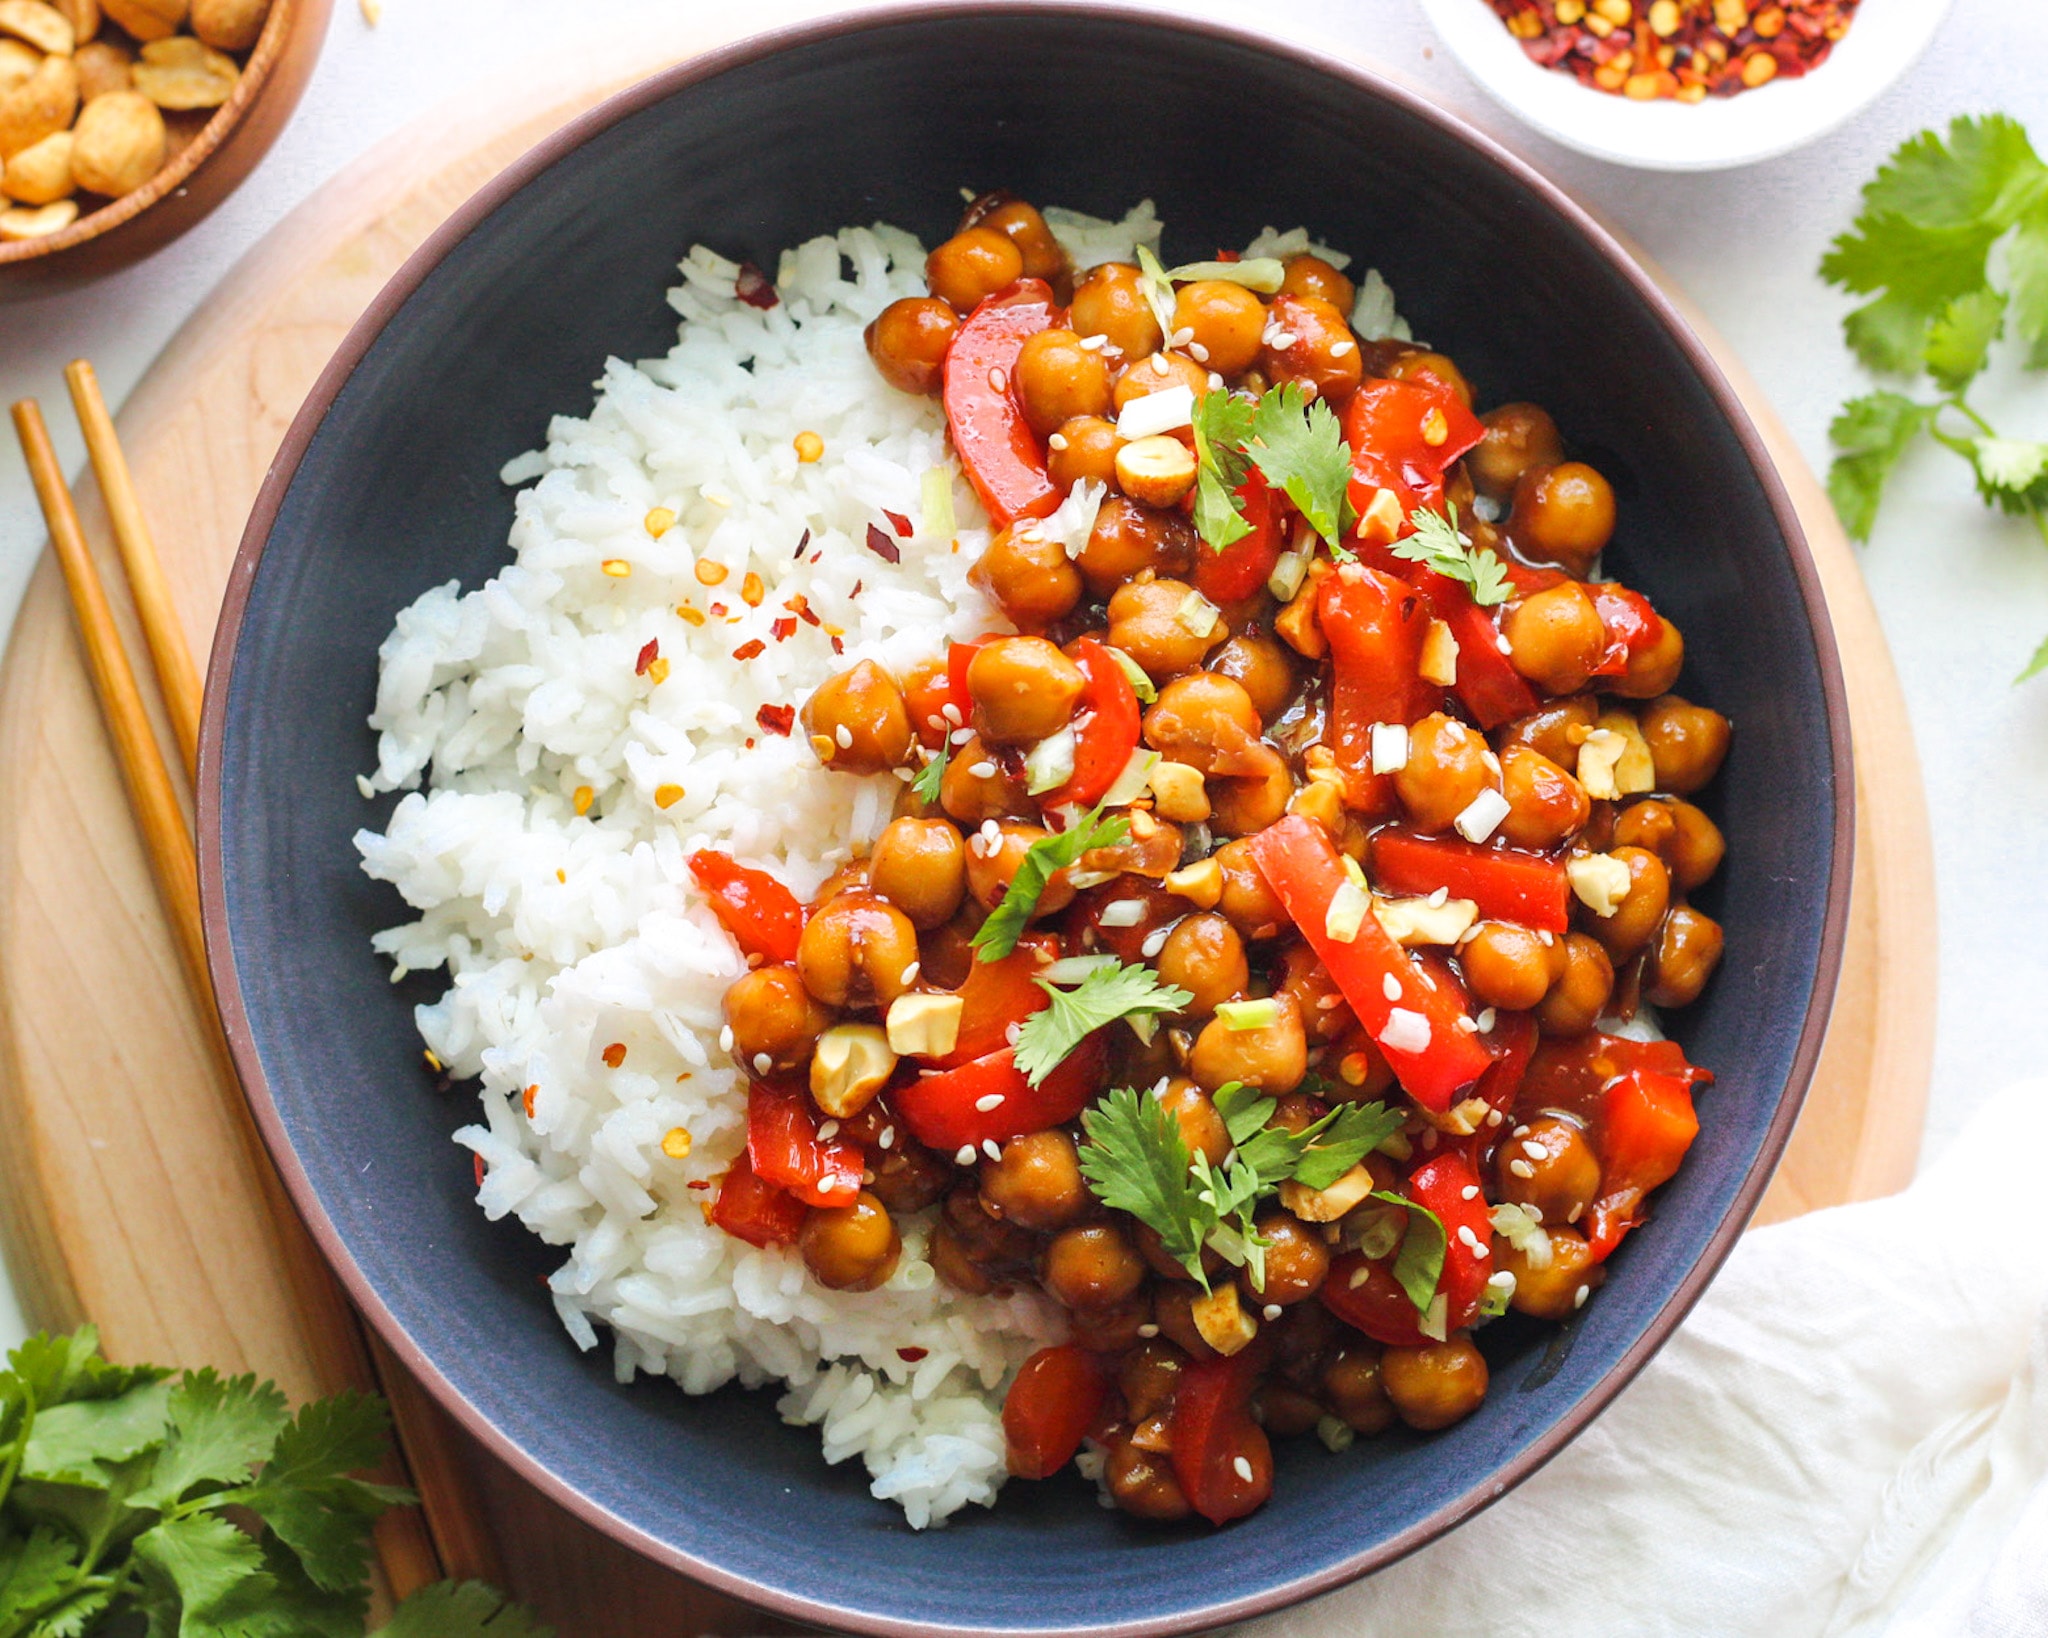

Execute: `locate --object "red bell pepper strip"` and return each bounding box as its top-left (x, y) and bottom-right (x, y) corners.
top-left (1585, 1068), bottom-right (1701, 1261)
top-left (1369, 830), bottom-right (1571, 933)
top-left (942, 280), bottom-right (1063, 528)
top-left (1249, 817), bottom-right (1491, 1111)
top-left (1318, 563), bottom-right (1435, 815)
top-left (1466, 1011), bottom-right (1539, 1162)
top-left (892, 1036), bottom-right (1106, 1152)
top-left (1342, 375), bottom-right (1484, 538)
top-left (1192, 469), bottom-right (1284, 605)
top-left (934, 933), bottom-right (1058, 1068)
top-left (1518, 1032), bottom-right (1712, 1128)
top-left (1003, 1344), bottom-right (1111, 1480)
top-left (1406, 1151), bottom-right (1493, 1331)
top-left (1045, 638), bottom-right (1140, 810)
top-left (1409, 572), bottom-right (1539, 730)
top-left (746, 1079), bottom-right (861, 1208)
top-left (1168, 1349), bottom-right (1274, 1526)
top-left (710, 1151), bottom-right (807, 1248)
top-left (688, 850), bottom-right (804, 964)
top-left (1589, 583), bottom-right (1664, 678)
top-left (946, 636), bottom-right (996, 721)
top-left (1322, 1251), bottom-right (1431, 1347)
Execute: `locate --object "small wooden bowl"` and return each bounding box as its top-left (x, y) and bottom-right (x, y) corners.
top-left (0, 0), bottom-right (331, 301)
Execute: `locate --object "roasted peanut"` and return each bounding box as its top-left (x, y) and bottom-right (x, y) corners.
top-left (73, 36), bottom-right (127, 98)
top-left (0, 41), bottom-right (38, 97)
top-left (0, 194), bottom-right (71, 235)
top-left (132, 33), bottom-right (236, 109)
top-left (52, 0), bottom-right (95, 45)
top-left (69, 88), bottom-right (162, 194)
top-left (189, 0), bottom-right (265, 50)
top-left (0, 0), bottom-right (72, 57)
top-left (1, 125), bottom-right (68, 201)
top-left (0, 53), bottom-right (76, 160)
top-left (97, 0), bottom-right (182, 40)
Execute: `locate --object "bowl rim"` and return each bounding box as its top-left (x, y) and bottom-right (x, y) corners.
top-left (196, 6), bottom-right (1855, 1633)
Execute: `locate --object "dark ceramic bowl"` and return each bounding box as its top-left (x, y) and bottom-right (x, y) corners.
top-left (200, 7), bottom-right (1851, 1635)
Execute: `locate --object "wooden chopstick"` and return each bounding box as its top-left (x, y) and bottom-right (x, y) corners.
top-left (10, 393), bottom-right (502, 1599)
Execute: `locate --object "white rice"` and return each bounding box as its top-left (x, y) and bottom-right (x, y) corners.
top-left (352, 204), bottom-right (1390, 1525)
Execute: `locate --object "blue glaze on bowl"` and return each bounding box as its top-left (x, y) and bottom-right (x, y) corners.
top-left (200, 8), bottom-right (1850, 1634)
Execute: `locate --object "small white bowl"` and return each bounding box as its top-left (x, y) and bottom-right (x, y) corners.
top-left (1418, 0), bottom-right (1953, 170)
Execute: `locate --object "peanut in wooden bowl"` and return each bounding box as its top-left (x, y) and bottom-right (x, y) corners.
top-left (0, 0), bottom-right (331, 301)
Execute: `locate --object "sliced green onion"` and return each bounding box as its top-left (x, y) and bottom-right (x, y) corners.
top-left (1316, 1415), bottom-right (1356, 1453)
top-left (1268, 549), bottom-right (1309, 603)
top-left (1099, 746), bottom-right (1160, 808)
top-left (1215, 998), bottom-right (1280, 1032)
top-left (1024, 727), bottom-right (1077, 795)
top-left (1164, 257), bottom-right (1284, 292)
top-left (1042, 954), bottom-right (1120, 986)
top-left (1103, 644), bottom-right (1158, 703)
top-left (1135, 243), bottom-right (1179, 345)
top-left (1489, 1201), bottom-right (1553, 1269)
top-left (1174, 589), bottom-right (1220, 638)
top-left (1324, 879), bottom-right (1370, 945)
top-left (921, 465), bottom-right (956, 541)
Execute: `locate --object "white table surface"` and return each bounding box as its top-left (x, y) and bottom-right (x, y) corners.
top-left (0, 0), bottom-right (2042, 1355)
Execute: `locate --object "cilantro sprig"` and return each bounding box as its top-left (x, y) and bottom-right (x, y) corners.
top-left (909, 739), bottom-right (948, 807)
top-left (1389, 502), bottom-right (1512, 606)
top-left (1012, 961), bottom-right (1192, 1087)
top-left (1821, 114), bottom-right (2048, 679)
top-left (1189, 384), bottom-right (1357, 555)
top-left (970, 803), bottom-right (1128, 962)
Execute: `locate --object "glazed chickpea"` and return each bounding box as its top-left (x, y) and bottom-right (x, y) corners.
top-left (1385, 349), bottom-right (1474, 410)
top-left (868, 816), bottom-right (966, 929)
top-left (1640, 695), bottom-right (1731, 795)
top-left (979, 1129), bottom-right (1090, 1231)
top-left (1070, 261), bottom-right (1163, 359)
top-left (1141, 672), bottom-right (1263, 774)
top-left (723, 963), bottom-right (830, 1072)
top-left (803, 660), bottom-right (913, 774)
top-left (1210, 633), bottom-right (1297, 724)
top-left (1155, 913), bottom-right (1248, 1019)
top-left (1323, 1347), bottom-right (1396, 1435)
top-left (1048, 415), bottom-right (1123, 494)
top-left (1504, 583), bottom-right (1606, 697)
top-left (1467, 402), bottom-right (1564, 501)
top-left (1496, 1115), bottom-right (1599, 1224)
top-left (862, 296), bottom-right (958, 395)
top-left (1214, 836), bottom-right (1287, 940)
top-left (1042, 1222), bottom-right (1147, 1310)
top-left (938, 732), bottom-right (1028, 824)
top-left (1174, 279), bottom-right (1266, 375)
top-left (796, 893), bottom-right (920, 1010)
top-left (1190, 993), bottom-right (1308, 1094)
top-left (1108, 577), bottom-right (1226, 681)
top-left (1259, 293), bottom-right (1362, 404)
top-left (1501, 1227), bottom-right (1602, 1321)
top-left (925, 226), bottom-right (1023, 314)
top-left (1380, 1337), bottom-right (1489, 1431)
top-left (1538, 932), bottom-right (1613, 1037)
top-left (966, 821), bottom-right (1077, 918)
top-left (1106, 1436), bottom-right (1193, 1521)
top-left (1644, 904), bottom-right (1725, 1009)
top-left (1078, 496), bottom-right (1196, 598)
top-left (1496, 695), bottom-right (1598, 767)
top-left (1586, 846), bottom-right (1670, 962)
top-left (800, 1191), bottom-right (901, 1291)
top-left (1015, 328), bottom-right (1113, 437)
top-left (1277, 943), bottom-right (1352, 1045)
top-left (972, 522), bottom-right (1084, 633)
top-left (1613, 608), bottom-right (1685, 699)
top-left (929, 1218), bottom-right (995, 1295)
top-left (1498, 744), bottom-right (1590, 850)
top-left (1112, 350), bottom-right (1211, 411)
top-left (967, 637), bottom-right (1087, 745)
top-left (1461, 921), bottom-right (1562, 1013)
top-left (1070, 1295), bottom-right (1152, 1354)
top-left (1244, 1211), bottom-right (1329, 1307)
top-left (1394, 712), bottom-right (1495, 834)
top-left (1157, 1077), bottom-right (1231, 1165)
top-left (1279, 252), bottom-right (1354, 311)
top-left (1509, 462), bottom-right (1616, 577)
top-left (868, 1140), bottom-right (951, 1216)
top-left (963, 193), bottom-right (1069, 291)
top-left (1208, 744), bottom-right (1295, 836)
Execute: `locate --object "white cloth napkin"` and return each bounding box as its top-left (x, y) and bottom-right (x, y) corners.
top-left (1241, 1079), bottom-right (2048, 1638)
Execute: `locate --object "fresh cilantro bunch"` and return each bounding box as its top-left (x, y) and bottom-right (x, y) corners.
top-left (0, 1326), bottom-right (542, 1638)
top-left (1191, 384), bottom-right (1356, 554)
top-left (1823, 114), bottom-right (2048, 678)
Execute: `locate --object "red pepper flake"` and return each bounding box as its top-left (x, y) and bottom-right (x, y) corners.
top-left (757, 703), bottom-right (795, 736)
top-left (523, 1084), bottom-right (538, 1118)
top-left (1482, 0), bottom-right (1858, 100)
top-left (864, 522), bottom-right (902, 564)
top-left (830, 635), bottom-right (845, 655)
top-left (792, 597), bottom-right (821, 627)
top-left (1216, 247), bottom-right (1241, 262)
top-left (686, 1179), bottom-right (712, 1191)
top-left (709, 602), bottom-right (728, 618)
top-left (898, 1346), bottom-right (929, 1362)
top-left (733, 638), bottom-right (767, 661)
top-left (793, 527), bottom-right (812, 560)
top-left (771, 616), bottom-right (798, 642)
top-left (734, 261), bottom-right (778, 309)
top-left (884, 508), bottom-right (914, 538)
top-left (601, 1042), bottom-right (627, 1068)
top-left (851, 580), bottom-right (863, 598)
top-left (473, 1154), bottom-right (486, 1187)
top-left (635, 638), bottom-right (659, 676)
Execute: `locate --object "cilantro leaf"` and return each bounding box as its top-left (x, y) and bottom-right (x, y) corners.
top-left (235, 1394), bottom-right (404, 1594)
top-left (129, 1369), bottom-right (290, 1511)
top-left (1292, 1101), bottom-right (1405, 1191)
top-left (0, 1526), bottom-right (79, 1629)
top-left (1190, 388), bottom-right (1255, 550)
top-left (2005, 202), bottom-right (2048, 364)
top-left (1971, 435), bottom-right (2048, 514)
top-left (2017, 632), bottom-right (2048, 684)
top-left (1925, 287), bottom-right (2007, 389)
top-left (1246, 383), bottom-right (1352, 548)
top-left (20, 1379), bottom-right (174, 1483)
top-left (1857, 114), bottom-right (2046, 231)
top-left (377, 1580), bottom-right (554, 1637)
top-left (971, 804), bottom-right (1128, 962)
top-left (1826, 391), bottom-right (1936, 541)
top-left (1013, 962), bottom-right (1192, 1087)
top-left (7, 1327), bottom-right (159, 1414)
top-left (131, 1511), bottom-right (270, 1626)
top-left (1211, 1082), bottom-right (1273, 1146)
top-left (1390, 503), bottom-right (1512, 605)
top-left (909, 741), bottom-right (947, 807)
top-left (1078, 1085), bottom-right (1215, 1285)
top-left (37, 1585), bottom-right (117, 1638)
top-left (1368, 1189), bottom-right (1448, 1317)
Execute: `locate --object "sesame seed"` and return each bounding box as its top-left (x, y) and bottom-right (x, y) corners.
top-left (1526, 1203), bottom-right (1544, 1222)
top-left (1521, 1140), bottom-right (1547, 1161)
top-left (1140, 927), bottom-right (1169, 958)
top-left (982, 1139), bottom-right (1003, 1161)
top-left (1169, 326), bottom-right (1194, 348)
top-left (1427, 886), bottom-right (1448, 908)
top-left (1536, 929), bottom-right (1555, 947)
top-left (752, 1052), bottom-right (772, 1074)
top-left (1455, 1016), bottom-right (1478, 1034)
top-left (1262, 1304), bottom-right (1282, 1321)
top-left (1151, 354), bottom-right (1170, 377)
top-left (1461, 1184), bottom-right (1480, 1200)
top-left (1207, 372), bottom-right (1224, 391)
top-left (969, 761), bottom-right (998, 780)
top-left (718, 1025), bottom-right (734, 1053)
top-left (942, 703), bottom-right (964, 727)
top-left (1574, 1284), bottom-right (1590, 1309)
top-left (1188, 342), bottom-right (1210, 363)
top-left (816, 1120), bottom-right (840, 1141)
top-left (1382, 973), bottom-right (1402, 1002)
top-left (989, 366), bottom-right (1008, 393)
top-left (955, 1145), bottom-right (977, 1166)
top-left (974, 1093), bottom-right (1006, 1112)
top-left (1048, 431), bottom-right (1070, 450)
top-left (1137, 1323), bottom-right (1160, 1338)
top-left (835, 723), bottom-right (854, 749)
top-left (1233, 1456), bottom-right (1255, 1483)
top-left (1486, 1109), bottom-right (1505, 1127)
top-left (1004, 1022), bottom-right (1023, 1046)
top-left (951, 726), bottom-right (975, 746)
top-left (901, 961), bottom-right (921, 985)
top-left (1079, 333), bottom-right (1108, 351)
top-left (1329, 339), bottom-right (1356, 357)
top-left (879, 1126), bottom-right (896, 1149)
top-left (1350, 1267), bottom-right (1371, 1289)
top-left (1270, 330), bottom-right (1297, 350)
top-left (1476, 1008), bottom-right (1498, 1032)
top-left (1509, 1158), bottom-right (1536, 1179)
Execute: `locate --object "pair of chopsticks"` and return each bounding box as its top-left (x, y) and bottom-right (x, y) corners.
top-left (11, 367), bottom-right (502, 1604)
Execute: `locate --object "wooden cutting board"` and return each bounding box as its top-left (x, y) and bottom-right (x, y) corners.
top-left (0, 32), bottom-right (1935, 1637)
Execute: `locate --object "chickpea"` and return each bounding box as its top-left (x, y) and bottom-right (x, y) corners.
top-left (723, 963), bottom-right (830, 1072)
top-left (1042, 1222), bottom-right (1147, 1310)
top-left (800, 1191), bottom-right (901, 1291)
top-left (1497, 695), bottom-right (1598, 767)
top-left (1279, 252), bottom-right (1354, 311)
top-left (1538, 932), bottom-right (1614, 1037)
top-left (1174, 280), bottom-right (1266, 375)
top-left (1640, 695), bottom-right (1731, 795)
top-left (1078, 496), bottom-right (1196, 598)
top-left (1495, 743), bottom-right (1589, 851)
top-left (1257, 1383), bottom-right (1326, 1438)
top-left (1211, 632), bottom-right (1298, 724)
top-left (1501, 1227), bottom-right (1602, 1321)
top-left (925, 226), bottom-right (1022, 314)
top-left (1277, 942), bottom-right (1353, 1045)
top-left (1323, 1346), bottom-right (1396, 1435)
top-left (966, 821), bottom-right (1077, 918)
top-left (1190, 993), bottom-right (1308, 1094)
top-left (939, 732), bottom-right (1028, 824)
top-left (1108, 577), bottom-right (1226, 681)
top-left (1243, 1211), bottom-right (1329, 1308)
top-left (1112, 350), bottom-right (1211, 411)
top-left (863, 296), bottom-right (958, 395)
top-left (1136, 1218), bottom-right (1225, 1286)
top-left (1142, 672), bottom-right (1263, 774)
top-left (1070, 261), bottom-right (1163, 360)
top-left (1015, 328), bottom-right (1112, 437)
top-left (1215, 837), bottom-right (1287, 940)
top-left (980, 1129), bottom-right (1089, 1231)
top-left (1467, 403), bottom-right (1564, 501)
top-left (803, 660), bottom-right (913, 774)
top-left (1613, 609), bottom-right (1685, 699)
top-left (1116, 1339), bottom-right (1185, 1423)
top-left (1259, 293), bottom-right (1362, 404)
top-left (967, 637), bottom-right (1087, 745)
top-left (1106, 1436), bottom-right (1192, 1521)
top-left (1381, 1337), bottom-right (1489, 1431)
top-left (1048, 414), bottom-right (1123, 494)
top-left (1509, 462), bottom-right (1616, 577)
top-left (947, 1183), bottom-right (1037, 1261)
top-left (1157, 1077), bottom-right (1231, 1165)
top-left (1644, 904), bottom-right (1724, 1009)
top-left (962, 193), bottom-right (1069, 292)
top-left (929, 1218), bottom-right (995, 1294)
top-left (1394, 712), bottom-right (1495, 834)
top-left (1385, 350), bottom-right (1474, 410)
top-left (1612, 798), bottom-right (1721, 892)
top-left (1208, 744), bottom-right (1295, 836)
top-left (1461, 921), bottom-right (1562, 1013)
top-left (868, 1140), bottom-right (951, 1216)
top-left (972, 522), bottom-right (1084, 633)
top-left (796, 893), bottom-right (920, 1010)
top-left (1504, 582), bottom-right (1606, 697)
top-left (1151, 1284), bottom-right (1221, 1361)
top-left (1496, 1115), bottom-right (1599, 1224)
top-left (868, 816), bottom-right (966, 929)
top-left (814, 858), bottom-right (872, 903)
top-left (1586, 846), bottom-right (1670, 962)
top-left (1155, 913), bottom-right (1248, 1019)
top-left (1069, 1295), bottom-right (1153, 1353)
